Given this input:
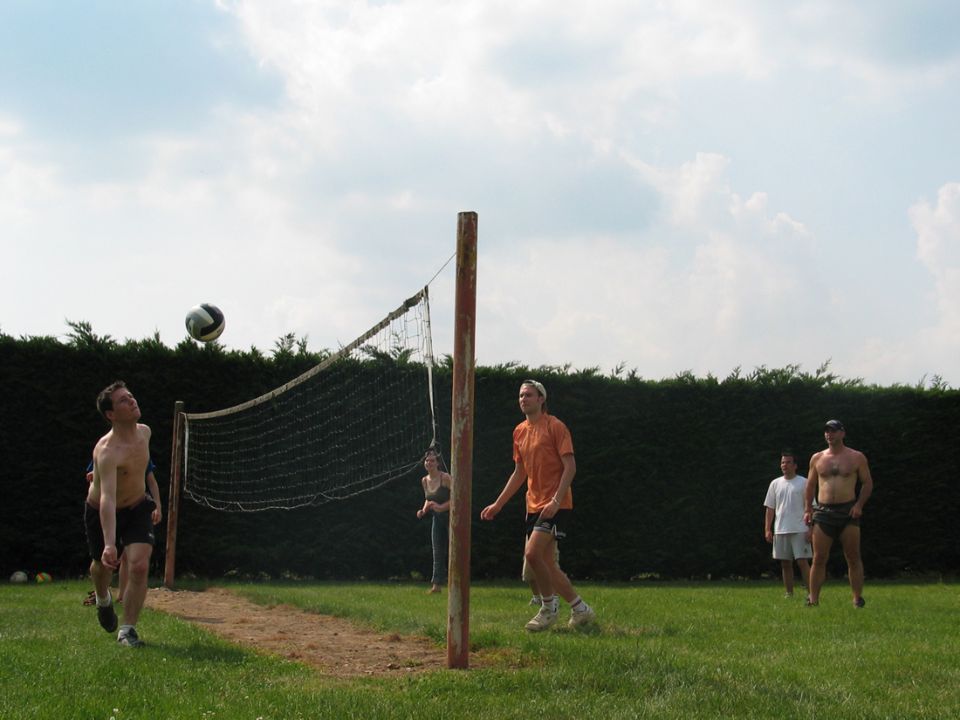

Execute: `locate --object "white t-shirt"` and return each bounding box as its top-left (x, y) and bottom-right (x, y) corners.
top-left (763, 475), bottom-right (808, 534)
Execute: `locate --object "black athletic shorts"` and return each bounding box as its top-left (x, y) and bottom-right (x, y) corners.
top-left (526, 508), bottom-right (571, 542)
top-left (812, 500), bottom-right (860, 541)
top-left (84, 495), bottom-right (156, 561)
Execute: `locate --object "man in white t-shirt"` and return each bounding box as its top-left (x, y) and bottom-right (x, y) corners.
top-left (763, 451), bottom-right (812, 598)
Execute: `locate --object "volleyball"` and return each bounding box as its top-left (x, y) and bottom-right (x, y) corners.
top-left (10, 571), bottom-right (27, 583)
top-left (185, 303), bottom-right (225, 342)
top-left (35, 572), bottom-right (52, 583)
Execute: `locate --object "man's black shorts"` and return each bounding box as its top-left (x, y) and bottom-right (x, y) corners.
top-left (526, 508), bottom-right (572, 541)
top-left (84, 495), bottom-right (156, 560)
top-left (812, 500), bottom-right (859, 541)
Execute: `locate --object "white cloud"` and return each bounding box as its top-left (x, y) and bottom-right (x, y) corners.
top-left (0, 109), bottom-right (370, 347)
top-left (0, 117), bottom-right (61, 227)
top-left (3, 1), bottom-right (958, 387)
top-left (840, 182), bottom-right (960, 386)
top-left (219, 0), bottom-right (960, 145)
top-left (784, 2), bottom-right (960, 101)
top-left (220, 1), bottom-right (774, 142)
top-left (626, 152), bottom-right (735, 230)
top-left (910, 182), bottom-right (960, 365)
top-left (477, 152), bottom-right (821, 378)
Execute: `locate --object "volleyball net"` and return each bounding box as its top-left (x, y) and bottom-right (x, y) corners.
top-left (177, 287), bottom-right (438, 512)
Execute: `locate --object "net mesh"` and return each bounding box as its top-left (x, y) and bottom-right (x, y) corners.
top-left (181, 288), bottom-right (437, 511)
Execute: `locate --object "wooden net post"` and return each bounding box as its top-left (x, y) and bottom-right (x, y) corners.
top-left (163, 401), bottom-right (185, 589)
top-left (447, 211), bottom-right (477, 669)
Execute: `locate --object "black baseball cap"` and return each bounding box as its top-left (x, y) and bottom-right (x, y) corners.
top-left (824, 419), bottom-right (845, 431)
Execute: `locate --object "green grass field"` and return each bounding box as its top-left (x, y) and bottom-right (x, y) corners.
top-left (1, 579), bottom-right (958, 719)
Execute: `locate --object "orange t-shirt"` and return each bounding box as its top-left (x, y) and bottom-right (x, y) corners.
top-left (513, 413), bottom-right (575, 513)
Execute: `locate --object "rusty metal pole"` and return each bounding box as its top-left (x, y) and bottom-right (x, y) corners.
top-left (163, 401), bottom-right (184, 589)
top-left (447, 211), bottom-right (477, 669)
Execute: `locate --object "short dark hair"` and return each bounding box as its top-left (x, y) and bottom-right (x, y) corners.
top-left (96, 380), bottom-right (127, 420)
top-left (780, 449), bottom-right (798, 464)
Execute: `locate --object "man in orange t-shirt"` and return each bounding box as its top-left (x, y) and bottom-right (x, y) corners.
top-left (481, 380), bottom-right (596, 631)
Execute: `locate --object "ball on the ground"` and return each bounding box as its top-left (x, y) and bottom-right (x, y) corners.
top-left (35, 572), bottom-right (52, 583)
top-left (10, 570), bottom-right (27, 583)
top-left (185, 303), bottom-right (225, 342)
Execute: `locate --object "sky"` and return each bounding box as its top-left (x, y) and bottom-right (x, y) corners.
top-left (2, 0), bottom-right (959, 387)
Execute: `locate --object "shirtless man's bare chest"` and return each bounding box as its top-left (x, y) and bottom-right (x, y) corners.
top-left (813, 448), bottom-right (861, 504)
top-left (88, 425), bottom-right (151, 509)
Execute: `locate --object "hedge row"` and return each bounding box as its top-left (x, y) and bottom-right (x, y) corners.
top-left (2, 329), bottom-right (957, 581)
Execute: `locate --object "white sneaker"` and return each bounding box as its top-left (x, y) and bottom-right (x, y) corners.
top-left (568, 604), bottom-right (596, 628)
top-left (117, 627), bottom-right (145, 648)
top-left (525, 606), bottom-right (558, 632)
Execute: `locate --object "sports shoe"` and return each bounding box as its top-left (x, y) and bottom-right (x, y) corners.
top-left (528, 596), bottom-right (542, 606)
top-left (118, 627), bottom-right (144, 648)
top-left (568, 604), bottom-right (596, 628)
top-left (784, 592), bottom-right (794, 599)
top-left (854, 597), bottom-right (866, 608)
top-left (525, 606), bottom-right (558, 632)
top-left (97, 601), bottom-right (118, 633)
top-left (805, 598), bottom-right (819, 607)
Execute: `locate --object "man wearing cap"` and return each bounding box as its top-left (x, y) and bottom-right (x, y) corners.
top-left (481, 380), bottom-right (596, 631)
top-left (803, 420), bottom-right (874, 607)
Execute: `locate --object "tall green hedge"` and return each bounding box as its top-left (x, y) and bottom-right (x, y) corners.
top-left (2, 330), bottom-right (957, 581)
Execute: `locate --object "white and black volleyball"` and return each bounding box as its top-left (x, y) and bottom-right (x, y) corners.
top-left (185, 303), bottom-right (226, 342)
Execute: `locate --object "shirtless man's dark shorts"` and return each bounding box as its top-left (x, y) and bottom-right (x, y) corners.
top-left (812, 500), bottom-right (859, 541)
top-left (84, 495), bottom-right (156, 560)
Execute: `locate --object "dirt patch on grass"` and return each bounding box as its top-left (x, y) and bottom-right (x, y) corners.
top-left (146, 587), bottom-right (451, 678)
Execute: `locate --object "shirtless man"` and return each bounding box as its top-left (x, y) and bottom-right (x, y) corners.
top-left (803, 420), bottom-right (874, 608)
top-left (83, 459), bottom-right (161, 605)
top-left (85, 381), bottom-right (157, 647)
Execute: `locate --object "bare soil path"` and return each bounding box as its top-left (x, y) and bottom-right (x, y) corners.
top-left (146, 587), bottom-right (450, 678)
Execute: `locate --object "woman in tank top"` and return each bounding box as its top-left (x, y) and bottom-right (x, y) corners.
top-left (416, 449), bottom-right (452, 593)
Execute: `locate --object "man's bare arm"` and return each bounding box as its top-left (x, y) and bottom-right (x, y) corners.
top-left (146, 470), bottom-right (163, 525)
top-left (803, 453), bottom-right (820, 523)
top-left (97, 452), bottom-right (120, 569)
top-left (851, 452), bottom-right (873, 518)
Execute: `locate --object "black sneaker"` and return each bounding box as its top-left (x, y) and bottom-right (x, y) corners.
top-left (118, 627), bottom-right (144, 648)
top-left (97, 602), bottom-right (118, 633)
top-left (854, 597), bottom-right (866, 608)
